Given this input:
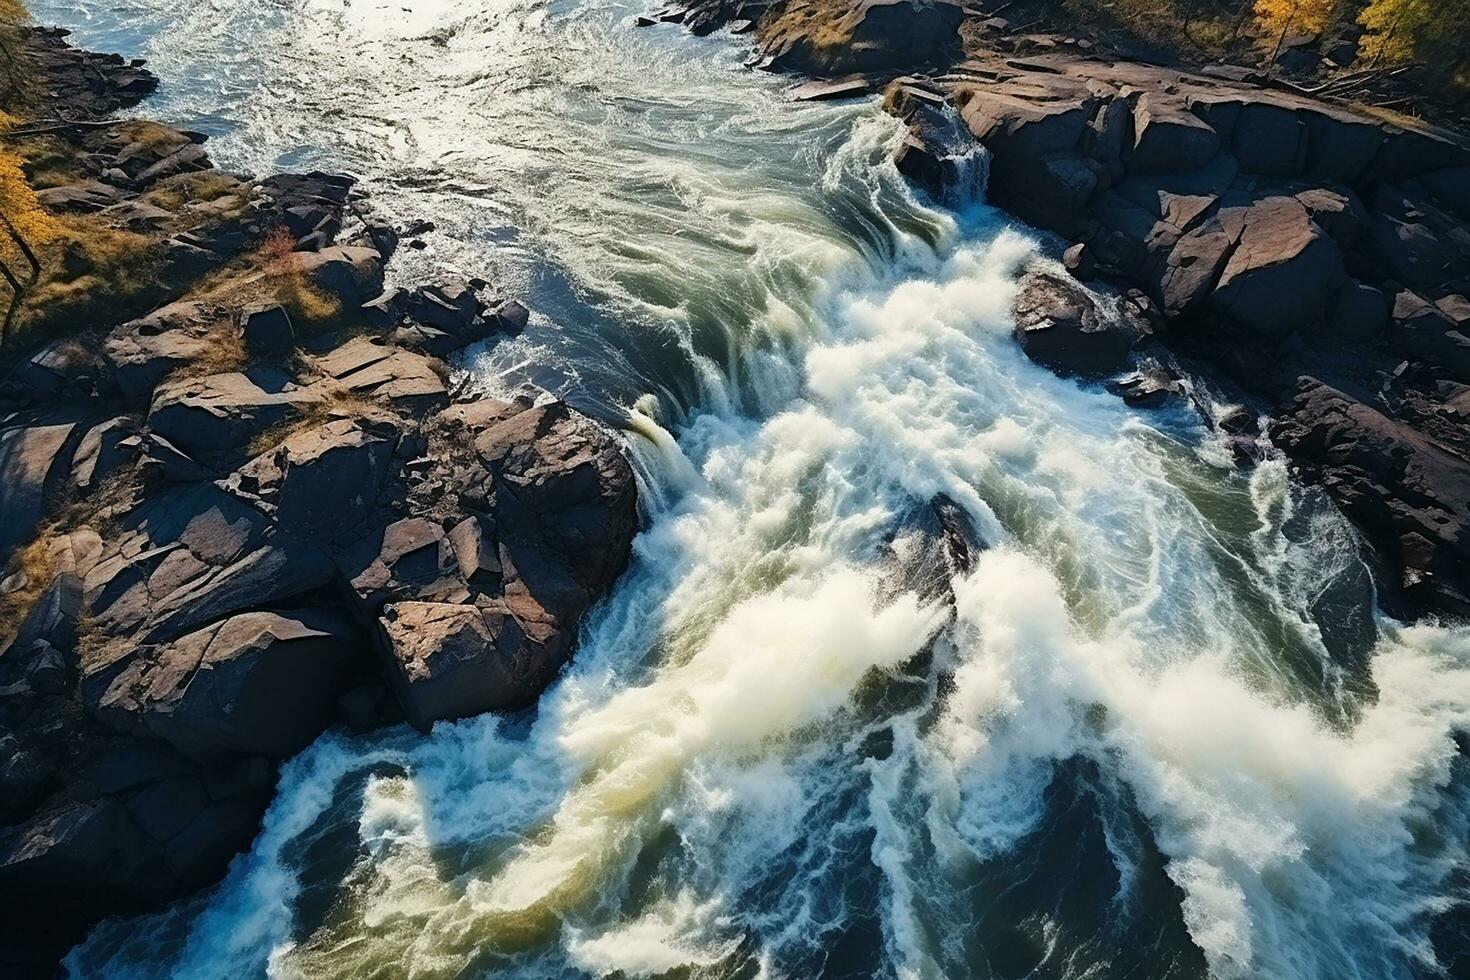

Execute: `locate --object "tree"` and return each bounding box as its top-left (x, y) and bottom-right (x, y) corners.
top-left (1359, 0), bottom-right (1470, 74)
top-left (1254, 0), bottom-right (1340, 73)
top-left (0, 132), bottom-right (57, 347)
top-left (0, 1), bottom-right (59, 347)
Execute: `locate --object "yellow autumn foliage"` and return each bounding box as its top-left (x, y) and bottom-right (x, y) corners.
top-left (1254, 0), bottom-right (1340, 52)
top-left (1359, 0), bottom-right (1470, 70)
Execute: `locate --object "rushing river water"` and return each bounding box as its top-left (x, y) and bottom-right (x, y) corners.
top-left (31, 1), bottom-right (1470, 978)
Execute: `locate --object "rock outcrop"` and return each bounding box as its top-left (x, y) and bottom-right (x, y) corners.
top-left (880, 45), bottom-right (1470, 618)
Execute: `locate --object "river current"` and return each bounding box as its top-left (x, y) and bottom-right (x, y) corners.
top-left (31, 1), bottom-right (1470, 978)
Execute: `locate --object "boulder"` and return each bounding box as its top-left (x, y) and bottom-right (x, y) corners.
top-left (0, 765), bottom-right (271, 958)
top-left (0, 421), bottom-right (79, 556)
top-left (760, 0), bottom-right (965, 75)
top-left (71, 415), bottom-right (141, 493)
top-left (1211, 196), bottom-right (1344, 337)
top-left (1116, 155), bottom-right (1236, 234)
top-left (1153, 218), bottom-right (1236, 318)
top-left (36, 180), bottom-right (125, 213)
top-left (258, 172), bottom-right (354, 209)
top-left (487, 299), bottom-right (530, 336)
top-left (148, 367), bottom-right (323, 463)
top-left (295, 245), bottom-right (384, 307)
top-left (407, 281), bottom-right (483, 334)
top-left (1112, 366), bottom-right (1185, 407)
top-left (4, 336), bottom-right (109, 403)
top-left (1128, 93), bottom-right (1220, 174)
top-left (1391, 290), bottom-right (1470, 379)
top-left (103, 301), bottom-right (220, 399)
top-left (102, 199), bottom-right (176, 232)
top-left (338, 517), bottom-right (468, 619)
top-left (94, 609), bottom-right (361, 759)
top-left (0, 571), bottom-right (83, 694)
top-left (361, 287), bottom-right (409, 330)
top-left (1011, 272), bottom-right (1138, 377)
top-left (1301, 107), bottom-right (1384, 184)
top-left (1063, 241), bottom-right (1095, 281)
top-left (78, 483), bottom-right (335, 647)
top-left (0, 801), bottom-right (159, 913)
top-left (239, 304), bottom-right (295, 357)
top-left (1438, 294), bottom-right (1470, 330)
top-left (1362, 211), bottom-right (1463, 294)
top-left (223, 415), bottom-right (401, 541)
top-left (312, 336), bottom-right (448, 413)
top-left (376, 601), bottom-right (529, 730)
top-left (332, 398), bottom-right (638, 729)
top-left (960, 87), bottom-right (1094, 229)
top-left (132, 142), bottom-right (210, 188)
top-left (791, 75), bottom-right (870, 102)
top-left (1230, 103), bottom-right (1304, 177)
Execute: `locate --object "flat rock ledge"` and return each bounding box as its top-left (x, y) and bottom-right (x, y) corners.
top-left (0, 31), bottom-right (637, 975)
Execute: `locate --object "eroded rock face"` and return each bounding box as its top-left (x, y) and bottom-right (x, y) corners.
top-left (0, 421), bottom-right (81, 555)
top-left (1210, 196), bottom-right (1345, 338)
top-left (104, 301), bottom-right (222, 399)
top-left (1271, 380), bottom-right (1470, 617)
top-left (149, 368), bottom-right (325, 463)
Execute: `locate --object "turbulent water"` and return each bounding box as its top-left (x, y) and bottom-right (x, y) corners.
top-left (32, 1), bottom-right (1470, 977)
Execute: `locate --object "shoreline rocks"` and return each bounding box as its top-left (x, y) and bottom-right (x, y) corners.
top-left (0, 29), bottom-right (638, 976)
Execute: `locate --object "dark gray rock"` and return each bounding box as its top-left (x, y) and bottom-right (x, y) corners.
top-left (0, 421), bottom-right (80, 557)
top-left (1210, 196), bottom-right (1344, 337)
top-left (94, 609), bottom-right (362, 760)
top-left (1012, 271), bottom-right (1139, 377)
top-left (1272, 379), bottom-right (1470, 617)
top-left (103, 301), bottom-right (220, 400)
top-left (148, 367), bottom-right (324, 463)
top-left (223, 415), bottom-right (401, 540)
top-left (312, 336), bottom-right (448, 413)
top-left (1329, 280), bottom-right (1390, 341)
top-left (240, 305), bottom-right (295, 358)
top-left (1128, 92), bottom-right (1220, 174)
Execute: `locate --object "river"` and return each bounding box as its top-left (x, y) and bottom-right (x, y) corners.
top-left (31, 1), bottom-right (1470, 978)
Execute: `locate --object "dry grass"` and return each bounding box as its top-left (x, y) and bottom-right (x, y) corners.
top-left (16, 133), bottom-right (89, 189)
top-left (141, 170), bottom-right (243, 213)
top-left (252, 227), bottom-right (342, 328)
top-left (13, 214), bottom-right (162, 342)
top-left (757, 0), bottom-right (860, 52)
top-left (189, 228), bottom-right (343, 337)
top-left (165, 320), bottom-right (247, 381)
top-left (111, 119), bottom-right (191, 155)
top-left (0, 529), bottom-right (58, 643)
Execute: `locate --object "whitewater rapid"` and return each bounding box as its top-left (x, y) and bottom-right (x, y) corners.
top-left (39, 1), bottom-right (1470, 978)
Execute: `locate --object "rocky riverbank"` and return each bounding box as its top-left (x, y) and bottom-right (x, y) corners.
top-left (647, 0), bottom-right (1470, 622)
top-left (0, 28), bottom-right (637, 975)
